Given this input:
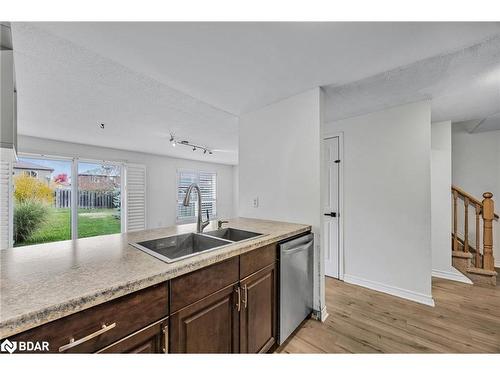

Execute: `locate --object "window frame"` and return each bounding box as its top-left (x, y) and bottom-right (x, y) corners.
top-left (176, 168), bottom-right (218, 224)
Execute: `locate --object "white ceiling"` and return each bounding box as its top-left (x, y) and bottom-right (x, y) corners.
top-left (12, 23), bottom-right (239, 164)
top-left (456, 112), bottom-right (500, 133)
top-left (33, 22), bottom-right (500, 115)
top-left (11, 22), bottom-right (500, 165)
top-left (323, 34), bottom-right (500, 127)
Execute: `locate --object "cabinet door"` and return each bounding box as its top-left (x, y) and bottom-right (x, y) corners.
top-left (97, 319), bottom-right (168, 354)
top-left (170, 284), bottom-right (240, 353)
top-left (240, 263), bottom-right (277, 353)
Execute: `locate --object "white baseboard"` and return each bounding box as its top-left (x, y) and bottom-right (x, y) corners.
top-left (319, 306), bottom-right (329, 322)
top-left (343, 274), bottom-right (435, 307)
top-left (432, 268), bottom-right (472, 284)
top-left (312, 306), bottom-right (329, 322)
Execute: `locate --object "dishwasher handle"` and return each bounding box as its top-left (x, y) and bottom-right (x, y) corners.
top-left (281, 240), bottom-right (313, 255)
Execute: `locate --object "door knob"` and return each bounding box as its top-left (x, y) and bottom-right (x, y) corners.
top-left (324, 212), bottom-right (337, 217)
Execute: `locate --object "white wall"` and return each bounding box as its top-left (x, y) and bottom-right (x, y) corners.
top-left (431, 121), bottom-right (471, 283)
top-left (232, 165), bottom-right (239, 217)
top-left (18, 135), bottom-right (235, 229)
top-left (238, 88), bottom-right (323, 315)
top-left (324, 101), bottom-right (434, 306)
top-left (452, 127), bottom-right (500, 267)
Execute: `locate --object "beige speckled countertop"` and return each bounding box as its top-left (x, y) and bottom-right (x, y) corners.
top-left (0, 217), bottom-right (310, 338)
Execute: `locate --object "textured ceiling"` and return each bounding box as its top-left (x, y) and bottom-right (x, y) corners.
top-left (12, 23), bottom-right (239, 165)
top-left (323, 34), bottom-right (500, 129)
top-left (475, 112), bottom-right (500, 132)
top-left (33, 22), bottom-right (500, 115)
top-left (11, 22), bottom-right (500, 164)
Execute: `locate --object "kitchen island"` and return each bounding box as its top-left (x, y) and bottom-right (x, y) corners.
top-left (0, 217), bottom-right (311, 353)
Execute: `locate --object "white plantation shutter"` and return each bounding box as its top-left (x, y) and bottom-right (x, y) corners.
top-left (126, 164), bottom-right (146, 232)
top-left (199, 171), bottom-right (217, 219)
top-left (177, 170), bottom-right (217, 222)
top-left (0, 161), bottom-right (13, 248)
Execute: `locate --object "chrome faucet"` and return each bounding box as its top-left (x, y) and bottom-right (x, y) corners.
top-left (183, 183), bottom-right (210, 233)
top-left (217, 220), bottom-right (229, 229)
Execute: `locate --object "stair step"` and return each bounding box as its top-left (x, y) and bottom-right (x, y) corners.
top-left (466, 267), bottom-right (498, 276)
top-left (452, 251), bottom-right (472, 259)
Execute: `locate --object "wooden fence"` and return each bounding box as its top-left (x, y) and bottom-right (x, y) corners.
top-left (54, 189), bottom-right (119, 209)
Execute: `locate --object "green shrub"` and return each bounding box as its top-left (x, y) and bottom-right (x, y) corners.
top-left (14, 199), bottom-right (49, 243)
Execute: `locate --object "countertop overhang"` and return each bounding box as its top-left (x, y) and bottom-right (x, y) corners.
top-left (0, 217), bottom-right (311, 338)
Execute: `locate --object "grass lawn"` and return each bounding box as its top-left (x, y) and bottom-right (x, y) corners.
top-left (15, 208), bottom-right (121, 247)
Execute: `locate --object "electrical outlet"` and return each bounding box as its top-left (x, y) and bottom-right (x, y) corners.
top-left (253, 197), bottom-right (259, 208)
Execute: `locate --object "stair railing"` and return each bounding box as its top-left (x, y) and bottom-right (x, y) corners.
top-left (452, 185), bottom-right (498, 272)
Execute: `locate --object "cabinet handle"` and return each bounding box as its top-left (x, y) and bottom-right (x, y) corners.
top-left (242, 285), bottom-right (248, 309)
top-left (58, 322), bottom-right (116, 352)
top-left (235, 286), bottom-right (241, 312)
top-left (162, 325), bottom-right (168, 353)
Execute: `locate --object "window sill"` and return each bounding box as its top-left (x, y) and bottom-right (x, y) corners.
top-left (176, 217), bottom-right (218, 225)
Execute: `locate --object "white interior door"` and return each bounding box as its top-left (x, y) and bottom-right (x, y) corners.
top-left (323, 136), bottom-right (340, 279)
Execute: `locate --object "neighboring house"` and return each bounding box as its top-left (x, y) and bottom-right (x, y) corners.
top-left (78, 166), bottom-right (121, 191)
top-left (13, 161), bottom-right (54, 183)
top-left (78, 174), bottom-right (121, 191)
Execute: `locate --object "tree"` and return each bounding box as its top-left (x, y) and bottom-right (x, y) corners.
top-left (54, 173), bottom-right (68, 184)
top-left (14, 175), bottom-right (54, 204)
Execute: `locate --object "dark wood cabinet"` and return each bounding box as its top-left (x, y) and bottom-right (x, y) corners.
top-left (9, 282), bottom-right (169, 353)
top-left (97, 319), bottom-right (168, 353)
top-left (239, 263), bottom-right (277, 353)
top-left (170, 284), bottom-right (240, 353)
top-left (168, 243), bottom-right (278, 354)
top-left (8, 242), bottom-right (283, 354)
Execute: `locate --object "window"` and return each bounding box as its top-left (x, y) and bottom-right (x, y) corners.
top-left (177, 170), bottom-right (217, 223)
top-left (13, 156), bottom-right (72, 246)
top-left (7, 155), bottom-right (139, 248)
top-left (23, 170), bottom-right (38, 178)
top-left (77, 162), bottom-right (122, 239)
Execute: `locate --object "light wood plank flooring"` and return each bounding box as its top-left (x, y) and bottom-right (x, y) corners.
top-left (277, 276), bottom-right (500, 353)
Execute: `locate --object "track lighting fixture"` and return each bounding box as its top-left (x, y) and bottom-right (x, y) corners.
top-left (169, 133), bottom-right (212, 155)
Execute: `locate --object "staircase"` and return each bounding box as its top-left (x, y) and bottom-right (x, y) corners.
top-left (451, 186), bottom-right (498, 286)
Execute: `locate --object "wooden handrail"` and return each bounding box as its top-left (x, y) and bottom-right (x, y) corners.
top-left (451, 185), bottom-right (499, 220)
top-left (451, 186), bottom-right (497, 272)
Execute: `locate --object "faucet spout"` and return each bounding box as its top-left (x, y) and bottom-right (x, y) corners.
top-left (183, 183), bottom-right (210, 233)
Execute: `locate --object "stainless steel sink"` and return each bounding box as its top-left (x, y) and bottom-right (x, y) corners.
top-left (130, 232), bottom-right (232, 263)
top-left (204, 228), bottom-right (263, 242)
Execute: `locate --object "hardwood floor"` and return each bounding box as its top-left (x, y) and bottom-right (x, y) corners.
top-left (277, 276), bottom-right (500, 353)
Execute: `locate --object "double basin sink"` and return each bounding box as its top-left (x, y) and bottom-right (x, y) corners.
top-left (130, 228), bottom-right (263, 263)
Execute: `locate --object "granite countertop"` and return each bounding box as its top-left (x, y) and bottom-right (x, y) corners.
top-left (0, 217), bottom-right (310, 338)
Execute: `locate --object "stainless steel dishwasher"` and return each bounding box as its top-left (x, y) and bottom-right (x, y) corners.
top-left (279, 232), bottom-right (314, 344)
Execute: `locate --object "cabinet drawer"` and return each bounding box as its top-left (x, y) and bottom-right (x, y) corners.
top-left (170, 257), bottom-right (239, 313)
top-left (240, 243), bottom-right (277, 279)
top-left (10, 282), bottom-right (169, 353)
top-left (97, 318), bottom-right (168, 354)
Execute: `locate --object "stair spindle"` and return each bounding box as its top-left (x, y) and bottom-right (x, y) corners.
top-left (464, 197), bottom-right (469, 253)
top-left (482, 192), bottom-right (495, 271)
top-left (475, 203), bottom-right (481, 268)
top-left (453, 190), bottom-right (458, 252)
